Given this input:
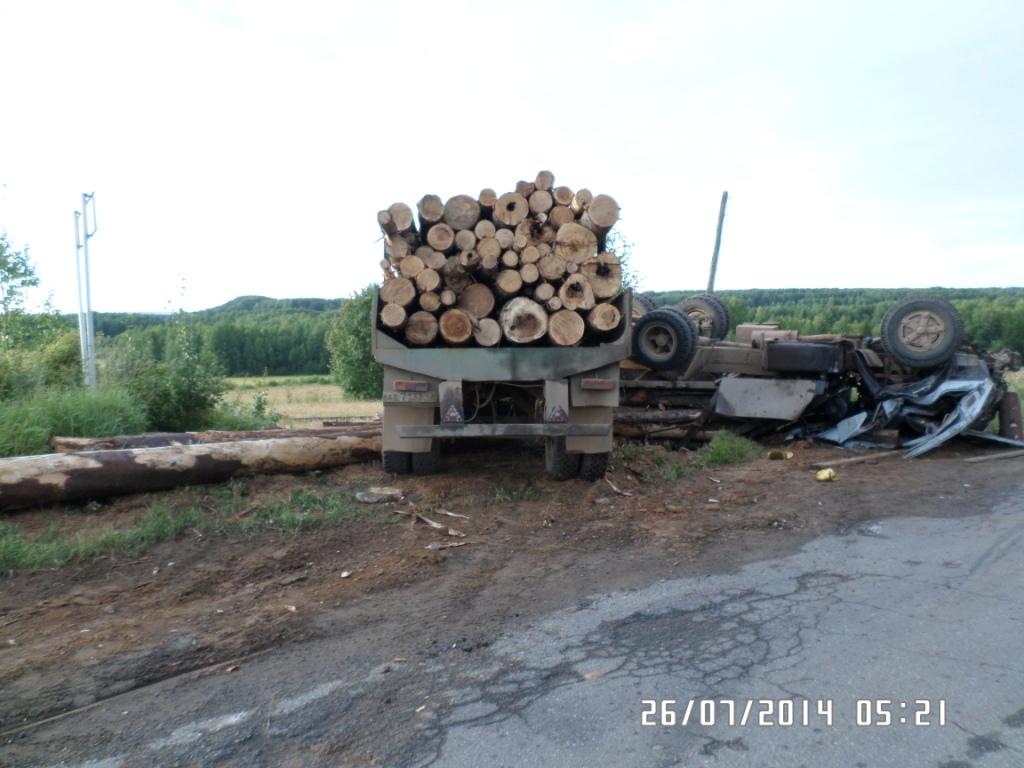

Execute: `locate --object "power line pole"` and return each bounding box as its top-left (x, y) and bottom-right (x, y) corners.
top-left (74, 193), bottom-right (98, 389)
top-left (707, 190), bottom-right (728, 293)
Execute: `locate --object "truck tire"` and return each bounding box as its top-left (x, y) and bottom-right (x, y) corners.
top-left (632, 291), bottom-right (658, 316)
top-left (411, 439), bottom-right (441, 475)
top-left (579, 452), bottom-right (609, 481)
top-left (545, 437), bottom-right (580, 481)
top-left (880, 297), bottom-right (963, 369)
top-left (678, 294), bottom-right (731, 340)
top-left (632, 309), bottom-right (698, 371)
top-left (382, 450), bottom-right (411, 474)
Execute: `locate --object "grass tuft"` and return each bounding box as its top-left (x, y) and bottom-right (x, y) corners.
top-left (692, 431), bottom-right (761, 468)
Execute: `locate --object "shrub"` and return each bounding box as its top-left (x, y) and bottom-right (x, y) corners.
top-left (326, 286), bottom-right (382, 399)
top-left (693, 431), bottom-right (760, 468)
top-left (0, 387), bottom-right (148, 457)
top-left (106, 321), bottom-right (226, 431)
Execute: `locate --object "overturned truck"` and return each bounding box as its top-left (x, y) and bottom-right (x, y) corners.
top-left (622, 295), bottom-right (1022, 454)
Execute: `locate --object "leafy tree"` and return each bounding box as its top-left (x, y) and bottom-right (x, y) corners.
top-left (604, 230), bottom-right (638, 289)
top-left (326, 286), bottom-right (382, 399)
top-left (0, 233), bottom-right (40, 348)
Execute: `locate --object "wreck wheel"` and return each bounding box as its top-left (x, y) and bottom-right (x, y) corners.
top-left (880, 297), bottom-right (963, 369)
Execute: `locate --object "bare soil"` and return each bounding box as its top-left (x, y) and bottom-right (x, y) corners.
top-left (0, 439), bottom-right (1018, 737)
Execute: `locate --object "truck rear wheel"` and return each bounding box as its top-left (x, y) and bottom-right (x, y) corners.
top-left (545, 437), bottom-right (581, 481)
top-left (678, 294), bottom-right (731, 340)
top-left (579, 452), bottom-right (609, 481)
top-left (382, 450), bottom-right (411, 474)
top-left (632, 309), bottom-right (698, 371)
top-left (410, 439), bottom-right (441, 475)
top-left (880, 296), bottom-right (963, 369)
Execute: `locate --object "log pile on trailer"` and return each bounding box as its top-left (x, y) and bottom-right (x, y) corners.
top-left (376, 171), bottom-right (624, 348)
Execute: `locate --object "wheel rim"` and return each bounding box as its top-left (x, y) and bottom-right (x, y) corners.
top-left (898, 309), bottom-right (947, 352)
top-left (640, 321), bottom-right (676, 362)
top-left (686, 310), bottom-right (713, 335)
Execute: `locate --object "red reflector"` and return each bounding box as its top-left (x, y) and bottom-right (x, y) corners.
top-left (394, 380), bottom-right (429, 392)
top-left (581, 378), bottom-right (616, 391)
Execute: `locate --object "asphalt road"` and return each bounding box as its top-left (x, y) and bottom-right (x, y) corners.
top-left (11, 486), bottom-right (1024, 767)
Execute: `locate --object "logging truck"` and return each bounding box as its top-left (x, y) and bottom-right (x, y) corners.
top-left (372, 292), bottom-right (631, 480)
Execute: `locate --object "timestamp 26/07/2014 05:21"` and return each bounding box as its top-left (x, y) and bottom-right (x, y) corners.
top-left (640, 698), bottom-right (947, 728)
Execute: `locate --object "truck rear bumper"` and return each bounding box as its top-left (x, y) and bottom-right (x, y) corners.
top-left (397, 424), bottom-right (610, 439)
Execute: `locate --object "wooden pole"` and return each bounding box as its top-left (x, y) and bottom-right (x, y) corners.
top-left (707, 190), bottom-right (728, 293)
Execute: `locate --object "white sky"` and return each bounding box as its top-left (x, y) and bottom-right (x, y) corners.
top-left (1, 0), bottom-right (1022, 312)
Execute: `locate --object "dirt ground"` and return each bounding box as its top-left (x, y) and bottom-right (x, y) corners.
top-left (1, 438), bottom-right (1019, 741)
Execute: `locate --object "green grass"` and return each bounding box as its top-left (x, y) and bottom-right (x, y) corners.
top-left (0, 387), bottom-right (148, 457)
top-left (0, 483), bottom-right (373, 574)
top-left (491, 482), bottom-right (546, 503)
top-left (226, 375), bottom-right (333, 390)
top-left (612, 431), bottom-right (761, 483)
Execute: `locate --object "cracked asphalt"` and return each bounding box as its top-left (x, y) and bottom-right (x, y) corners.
top-left (9, 484), bottom-right (1024, 767)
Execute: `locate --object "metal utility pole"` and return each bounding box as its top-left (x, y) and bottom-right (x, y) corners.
top-left (74, 193), bottom-right (98, 389)
top-left (706, 190), bottom-right (728, 293)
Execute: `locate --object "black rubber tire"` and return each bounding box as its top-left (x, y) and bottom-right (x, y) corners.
top-left (678, 294), bottom-right (731, 340)
top-left (880, 297), bottom-right (964, 369)
top-left (631, 309), bottom-right (698, 371)
top-left (410, 439), bottom-right (441, 475)
top-left (545, 437), bottom-right (581, 481)
top-left (632, 291), bottom-right (658, 316)
top-left (382, 450), bottom-right (411, 474)
top-left (579, 452), bottom-right (610, 481)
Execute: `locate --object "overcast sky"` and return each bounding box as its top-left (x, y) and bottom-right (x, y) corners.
top-left (1, 0), bottom-right (1022, 312)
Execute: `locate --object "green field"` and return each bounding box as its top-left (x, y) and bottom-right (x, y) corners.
top-left (224, 376), bottom-right (379, 427)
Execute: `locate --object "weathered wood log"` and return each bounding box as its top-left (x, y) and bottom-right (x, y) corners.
top-left (580, 252), bottom-right (622, 298)
top-left (457, 283), bottom-right (496, 319)
top-left (473, 317), bottom-right (501, 347)
top-left (559, 273), bottom-right (596, 311)
top-left (500, 297), bottom-right (548, 344)
top-left (419, 290), bottom-right (442, 313)
top-left (399, 254), bottom-right (425, 279)
top-left (474, 219), bottom-right (496, 240)
top-left (534, 170), bottom-right (554, 191)
top-left (454, 229), bottom-right (477, 252)
top-left (387, 202), bottom-right (416, 233)
top-left (516, 219), bottom-right (555, 248)
top-left (50, 426), bottom-right (382, 453)
top-left (427, 223), bottom-right (456, 252)
top-left (0, 436), bottom-right (382, 512)
top-left (587, 302), bottom-right (622, 334)
top-left (552, 186), bottom-right (574, 206)
top-left (545, 297), bottom-right (563, 313)
top-left (614, 407), bottom-right (704, 424)
top-left (416, 194), bottom-right (445, 233)
top-left (565, 261), bottom-right (579, 274)
top-left (385, 234), bottom-right (412, 263)
top-left (528, 189), bottom-right (553, 215)
top-left (515, 180), bottom-right (536, 198)
top-left (513, 233), bottom-right (529, 251)
top-left (420, 248), bottom-right (447, 270)
top-left (501, 250), bottom-right (520, 269)
top-left (493, 192), bottom-right (529, 228)
top-left (405, 311), bottom-right (439, 346)
top-left (415, 267), bottom-right (442, 293)
top-left (478, 250), bottom-right (500, 277)
top-left (555, 222), bottom-right (598, 264)
top-left (377, 209), bottom-right (397, 237)
top-left (380, 303), bottom-right (407, 331)
top-left (476, 236), bottom-right (502, 264)
top-left (570, 188), bottom-right (593, 215)
top-left (443, 194), bottom-right (481, 231)
top-left (519, 263), bottom-right (540, 285)
top-left (533, 282), bottom-right (556, 302)
top-left (520, 245), bottom-right (540, 264)
top-left (478, 188), bottom-right (497, 218)
top-left (549, 204), bottom-right (574, 228)
top-left (457, 249), bottom-right (481, 269)
top-left (538, 252), bottom-right (567, 282)
top-left (442, 257), bottom-right (473, 292)
top-left (580, 193), bottom-right (620, 237)
top-left (439, 308), bottom-right (474, 345)
top-left (494, 228), bottom-right (515, 250)
top-left (440, 288), bottom-right (457, 307)
top-left (380, 277), bottom-right (417, 307)
top-left (495, 269), bottom-right (524, 297)
top-left (548, 309), bottom-right (585, 346)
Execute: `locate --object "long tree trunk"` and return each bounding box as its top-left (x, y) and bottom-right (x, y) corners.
top-left (0, 437), bottom-right (381, 513)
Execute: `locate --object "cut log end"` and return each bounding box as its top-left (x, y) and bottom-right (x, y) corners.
top-left (534, 170), bottom-right (555, 191)
top-left (548, 309), bottom-right (585, 346)
top-left (500, 297), bottom-right (548, 344)
top-left (380, 303), bottom-right (407, 331)
top-left (457, 283), bottom-right (496, 319)
top-left (587, 303), bottom-right (622, 334)
top-left (380, 277), bottom-right (417, 307)
top-left (559, 273), bottom-right (596, 311)
top-left (580, 252), bottom-right (622, 299)
top-left (439, 308), bottom-right (474, 345)
top-left (405, 311), bottom-right (439, 346)
top-left (554, 222), bottom-right (598, 264)
top-left (473, 317), bottom-right (501, 347)
top-left (493, 192), bottom-right (529, 228)
top-left (444, 194), bottom-right (481, 231)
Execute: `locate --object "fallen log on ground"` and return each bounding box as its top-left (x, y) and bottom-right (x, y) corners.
top-left (49, 424), bottom-right (381, 452)
top-left (0, 436), bottom-right (381, 512)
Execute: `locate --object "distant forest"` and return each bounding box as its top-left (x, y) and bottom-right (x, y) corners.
top-left (76, 288), bottom-right (1024, 378)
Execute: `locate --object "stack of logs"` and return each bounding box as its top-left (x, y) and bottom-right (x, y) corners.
top-left (377, 170), bottom-right (623, 347)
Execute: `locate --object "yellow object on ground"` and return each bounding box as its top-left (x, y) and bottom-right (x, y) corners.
top-left (815, 468), bottom-right (837, 482)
